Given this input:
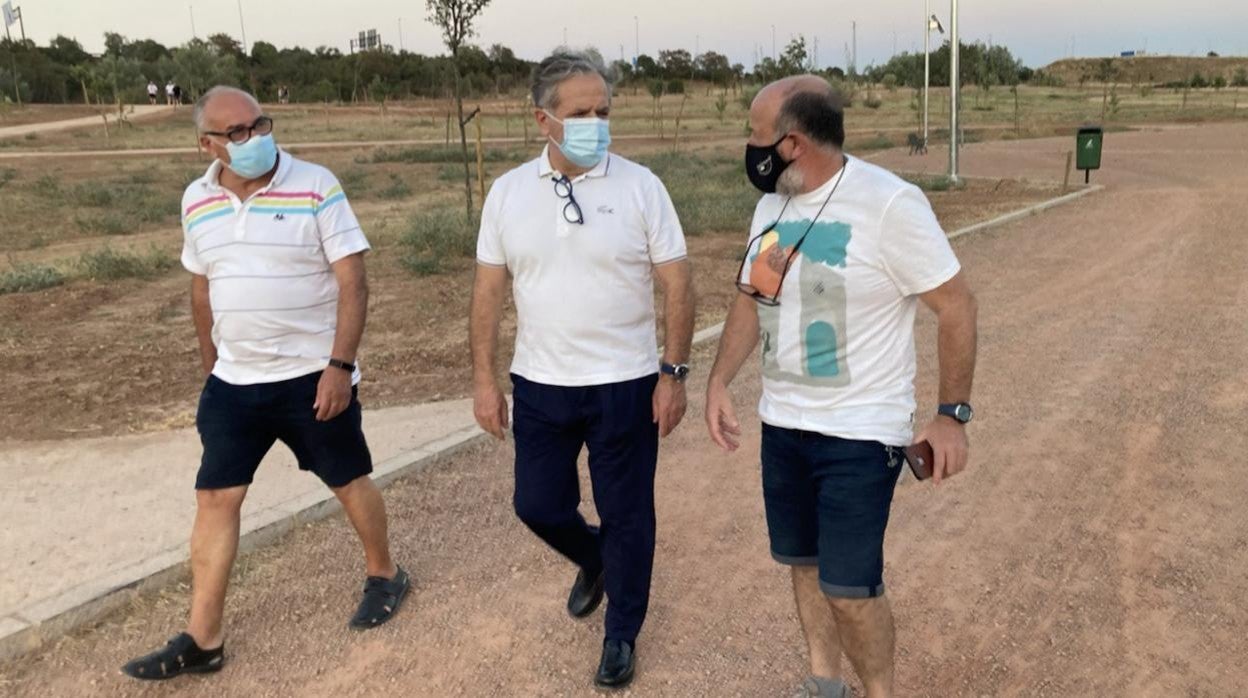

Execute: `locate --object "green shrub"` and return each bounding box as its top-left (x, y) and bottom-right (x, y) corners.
top-left (75, 214), bottom-right (131, 235)
top-left (665, 79), bottom-right (685, 95)
top-left (0, 167), bottom-right (14, 190)
top-left (399, 208), bottom-right (478, 276)
top-left (379, 173), bottom-right (412, 199)
top-left (76, 246), bottom-right (175, 281)
top-left (32, 174), bottom-right (60, 197)
top-left (0, 262), bottom-right (65, 295)
top-left (638, 152), bottom-right (757, 236)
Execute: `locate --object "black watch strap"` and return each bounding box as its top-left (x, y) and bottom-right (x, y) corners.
top-left (938, 402), bottom-right (973, 424)
top-left (660, 362), bottom-right (690, 383)
top-left (328, 358), bottom-right (356, 373)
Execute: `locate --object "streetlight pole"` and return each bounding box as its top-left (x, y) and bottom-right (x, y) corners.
top-left (634, 16), bottom-right (639, 63)
top-left (236, 0), bottom-right (247, 54)
top-left (771, 25), bottom-right (776, 61)
top-left (189, 4), bottom-right (197, 39)
top-left (924, 0), bottom-right (930, 143)
top-left (949, 0), bottom-right (960, 182)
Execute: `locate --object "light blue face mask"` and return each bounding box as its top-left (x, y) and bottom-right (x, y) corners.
top-left (225, 133), bottom-right (279, 179)
top-left (545, 111), bottom-right (611, 168)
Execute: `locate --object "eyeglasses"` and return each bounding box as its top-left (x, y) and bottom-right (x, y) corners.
top-left (734, 155), bottom-right (849, 307)
top-left (202, 116), bottom-right (274, 145)
top-left (552, 175), bottom-right (584, 225)
top-left (735, 221), bottom-right (803, 307)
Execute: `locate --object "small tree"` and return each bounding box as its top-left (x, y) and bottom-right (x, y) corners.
top-left (647, 79), bottom-right (666, 138)
top-left (426, 0), bottom-right (491, 223)
top-left (714, 90), bottom-right (728, 123)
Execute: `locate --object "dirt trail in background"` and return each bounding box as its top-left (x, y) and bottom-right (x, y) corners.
top-left (2, 123), bottom-right (1247, 696)
top-left (0, 105), bottom-right (169, 140)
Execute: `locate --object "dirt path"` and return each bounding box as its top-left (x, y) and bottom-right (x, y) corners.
top-left (0, 105), bottom-right (169, 140)
top-left (3, 123), bottom-right (1247, 696)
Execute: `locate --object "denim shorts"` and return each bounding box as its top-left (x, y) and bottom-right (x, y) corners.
top-left (760, 423), bottom-right (904, 598)
top-left (195, 371), bottom-right (372, 490)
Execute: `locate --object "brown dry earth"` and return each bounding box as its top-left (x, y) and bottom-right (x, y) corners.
top-left (3, 122), bottom-right (1247, 696)
top-left (0, 162), bottom-right (1050, 442)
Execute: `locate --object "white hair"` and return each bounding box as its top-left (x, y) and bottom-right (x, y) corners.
top-left (530, 49), bottom-right (613, 111)
top-left (193, 86), bottom-right (261, 131)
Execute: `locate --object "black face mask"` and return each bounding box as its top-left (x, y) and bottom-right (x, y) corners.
top-left (745, 134), bottom-right (790, 193)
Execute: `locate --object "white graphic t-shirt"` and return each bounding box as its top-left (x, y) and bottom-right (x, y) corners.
top-left (740, 156), bottom-right (961, 446)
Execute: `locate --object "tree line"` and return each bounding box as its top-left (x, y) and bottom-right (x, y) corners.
top-left (0, 30), bottom-right (1037, 108)
top-left (0, 32), bottom-right (533, 106)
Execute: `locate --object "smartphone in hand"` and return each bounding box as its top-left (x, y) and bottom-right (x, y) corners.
top-left (905, 441), bottom-right (935, 481)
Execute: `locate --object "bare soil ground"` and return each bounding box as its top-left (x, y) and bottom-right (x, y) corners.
top-left (0, 167), bottom-right (1056, 442)
top-left (2, 123), bottom-right (1245, 696)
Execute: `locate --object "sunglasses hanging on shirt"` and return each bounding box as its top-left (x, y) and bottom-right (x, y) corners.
top-left (735, 156), bottom-right (849, 307)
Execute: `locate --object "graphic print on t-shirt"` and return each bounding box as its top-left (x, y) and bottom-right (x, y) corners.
top-left (749, 218), bottom-right (853, 387)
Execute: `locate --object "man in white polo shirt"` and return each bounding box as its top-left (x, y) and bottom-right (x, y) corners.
top-left (121, 86), bottom-right (409, 681)
top-left (470, 50), bottom-right (694, 689)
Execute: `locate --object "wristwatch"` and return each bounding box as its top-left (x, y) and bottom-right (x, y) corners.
top-left (327, 358), bottom-right (356, 373)
top-left (938, 402), bottom-right (974, 424)
top-left (660, 362), bottom-right (691, 383)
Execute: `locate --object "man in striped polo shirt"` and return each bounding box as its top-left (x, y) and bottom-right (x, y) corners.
top-left (122, 86), bottom-right (409, 681)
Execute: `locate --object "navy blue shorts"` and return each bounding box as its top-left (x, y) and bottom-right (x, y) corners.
top-left (195, 372), bottom-right (372, 490)
top-left (760, 424), bottom-right (904, 598)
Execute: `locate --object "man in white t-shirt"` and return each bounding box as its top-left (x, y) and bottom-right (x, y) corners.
top-left (147, 80), bottom-right (159, 105)
top-left (471, 50), bottom-right (694, 689)
top-left (705, 76), bottom-right (978, 698)
top-left (121, 86), bottom-right (410, 682)
top-left (165, 80), bottom-right (175, 105)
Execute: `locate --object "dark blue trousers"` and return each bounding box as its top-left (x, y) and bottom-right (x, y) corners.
top-left (510, 373), bottom-right (660, 644)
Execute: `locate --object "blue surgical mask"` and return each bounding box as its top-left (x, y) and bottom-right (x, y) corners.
top-left (225, 133), bottom-right (278, 179)
top-left (545, 111), bottom-right (611, 168)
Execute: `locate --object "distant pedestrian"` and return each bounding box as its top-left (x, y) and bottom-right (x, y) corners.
top-left (146, 80), bottom-right (158, 105)
top-left (172, 83), bottom-right (183, 107)
top-left (165, 80), bottom-right (175, 106)
top-left (470, 50), bottom-right (694, 689)
top-left (120, 86), bottom-right (410, 682)
top-left (278, 85), bottom-right (290, 104)
top-left (705, 75), bottom-right (979, 698)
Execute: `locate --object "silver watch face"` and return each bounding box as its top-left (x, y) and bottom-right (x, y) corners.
top-left (956, 404), bottom-right (973, 422)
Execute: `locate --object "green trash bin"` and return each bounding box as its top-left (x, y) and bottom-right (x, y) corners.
top-left (1076, 126), bottom-right (1103, 183)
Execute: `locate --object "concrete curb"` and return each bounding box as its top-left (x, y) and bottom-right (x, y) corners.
top-left (0, 424), bottom-right (488, 664)
top-left (948, 184), bottom-right (1105, 241)
top-left (0, 181), bottom-right (1104, 665)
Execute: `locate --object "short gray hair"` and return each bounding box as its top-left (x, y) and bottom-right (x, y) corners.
top-left (193, 85), bottom-right (261, 131)
top-left (530, 49), bottom-right (613, 111)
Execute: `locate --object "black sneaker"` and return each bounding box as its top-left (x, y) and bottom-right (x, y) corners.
top-left (121, 632), bottom-right (224, 681)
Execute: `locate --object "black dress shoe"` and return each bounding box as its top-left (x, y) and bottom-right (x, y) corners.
top-left (566, 567), bottom-right (605, 618)
top-left (594, 639), bottom-right (635, 688)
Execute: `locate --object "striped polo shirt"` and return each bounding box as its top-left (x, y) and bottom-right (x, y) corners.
top-left (180, 151), bottom-right (370, 386)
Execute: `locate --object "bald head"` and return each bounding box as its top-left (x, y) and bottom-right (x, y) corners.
top-left (193, 86), bottom-right (261, 132)
top-left (749, 74), bottom-right (844, 151)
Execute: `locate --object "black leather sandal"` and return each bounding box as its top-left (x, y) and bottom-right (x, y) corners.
top-left (349, 565), bottom-right (411, 629)
top-left (121, 632), bottom-right (224, 680)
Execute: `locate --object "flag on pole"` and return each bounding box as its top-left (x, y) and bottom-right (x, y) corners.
top-left (1, 2), bottom-right (15, 28)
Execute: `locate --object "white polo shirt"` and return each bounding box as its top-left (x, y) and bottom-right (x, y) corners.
top-left (477, 147), bottom-right (688, 387)
top-left (180, 151), bottom-right (370, 386)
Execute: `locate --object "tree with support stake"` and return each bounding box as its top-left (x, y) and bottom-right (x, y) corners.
top-left (426, 0), bottom-right (492, 224)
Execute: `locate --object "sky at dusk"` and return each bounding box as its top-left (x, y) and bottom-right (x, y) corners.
top-left (9, 0), bottom-right (1247, 69)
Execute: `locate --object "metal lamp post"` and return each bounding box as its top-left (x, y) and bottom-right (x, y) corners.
top-left (949, 0), bottom-right (960, 183)
top-left (923, 4), bottom-right (945, 144)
